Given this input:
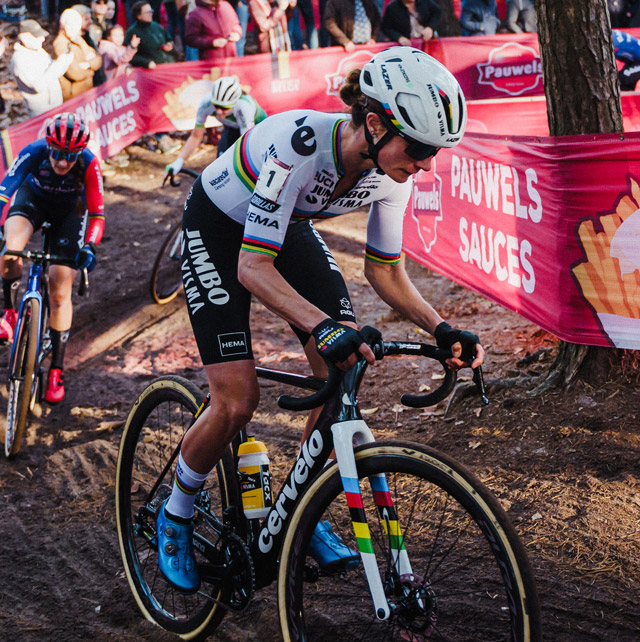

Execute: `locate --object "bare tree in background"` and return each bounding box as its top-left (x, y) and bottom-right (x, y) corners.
top-left (533, 0), bottom-right (624, 387)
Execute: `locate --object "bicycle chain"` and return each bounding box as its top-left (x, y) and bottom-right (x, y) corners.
top-left (219, 531), bottom-right (255, 611)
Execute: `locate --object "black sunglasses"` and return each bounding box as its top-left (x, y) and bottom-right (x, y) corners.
top-left (374, 110), bottom-right (439, 161)
top-left (48, 146), bottom-right (81, 161)
top-left (400, 135), bottom-right (440, 161)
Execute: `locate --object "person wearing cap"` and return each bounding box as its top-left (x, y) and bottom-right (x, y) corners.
top-left (163, 76), bottom-right (267, 182)
top-left (10, 19), bottom-right (74, 118)
top-left (53, 8), bottom-right (104, 100)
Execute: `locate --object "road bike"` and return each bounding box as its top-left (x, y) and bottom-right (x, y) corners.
top-left (116, 332), bottom-right (540, 641)
top-left (4, 223), bottom-right (88, 459)
top-left (150, 167), bottom-right (199, 305)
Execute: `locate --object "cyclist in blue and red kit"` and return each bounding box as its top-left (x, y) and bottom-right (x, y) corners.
top-left (0, 112), bottom-right (104, 403)
top-left (613, 29), bottom-right (640, 90)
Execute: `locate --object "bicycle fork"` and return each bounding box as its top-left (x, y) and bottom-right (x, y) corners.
top-left (332, 420), bottom-right (414, 621)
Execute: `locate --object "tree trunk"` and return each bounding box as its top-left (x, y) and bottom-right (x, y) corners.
top-left (533, 0), bottom-right (623, 386)
top-left (438, 0), bottom-right (461, 37)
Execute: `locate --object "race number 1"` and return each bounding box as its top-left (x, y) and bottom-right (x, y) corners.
top-left (255, 155), bottom-right (292, 203)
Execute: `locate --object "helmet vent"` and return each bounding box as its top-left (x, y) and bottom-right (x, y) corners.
top-left (456, 92), bottom-right (464, 134)
top-left (362, 70), bottom-right (373, 87)
top-left (438, 90), bottom-right (453, 134)
top-left (397, 104), bottom-right (414, 129)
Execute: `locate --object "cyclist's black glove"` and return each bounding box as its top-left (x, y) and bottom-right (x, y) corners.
top-left (434, 321), bottom-right (480, 363)
top-left (75, 242), bottom-right (97, 272)
top-left (312, 318), bottom-right (367, 364)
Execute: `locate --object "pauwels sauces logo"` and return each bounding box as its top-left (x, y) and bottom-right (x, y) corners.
top-left (477, 42), bottom-right (542, 97)
top-left (325, 50), bottom-right (376, 95)
top-left (410, 162), bottom-right (443, 254)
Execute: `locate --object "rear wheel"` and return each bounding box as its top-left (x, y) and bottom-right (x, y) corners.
top-left (278, 441), bottom-right (541, 642)
top-left (150, 221), bottom-right (183, 304)
top-left (116, 376), bottom-right (239, 640)
top-left (5, 299), bottom-right (39, 459)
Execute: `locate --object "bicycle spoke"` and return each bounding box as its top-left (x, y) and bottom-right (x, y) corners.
top-left (279, 444), bottom-right (537, 642)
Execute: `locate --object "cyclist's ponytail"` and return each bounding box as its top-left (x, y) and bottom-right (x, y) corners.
top-left (339, 68), bottom-right (384, 128)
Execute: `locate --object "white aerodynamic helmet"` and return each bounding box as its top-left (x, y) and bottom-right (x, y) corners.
top-left (210, 76), bottom-right (242, 109)
top-left (360, 47), bottom-right (467, 149)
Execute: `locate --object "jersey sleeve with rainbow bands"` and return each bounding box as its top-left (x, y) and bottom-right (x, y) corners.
top-left (239, 132), bottom-right (315, 259)
top-left (365, 178), bottom-right (412, 265)
top-left (0, 142), bottom-right (41, 215)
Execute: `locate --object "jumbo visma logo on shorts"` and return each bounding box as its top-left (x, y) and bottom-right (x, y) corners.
top-left (477, 42), bottom-right (542, 97)
top-left (182, 228), bottom-right (230, 314)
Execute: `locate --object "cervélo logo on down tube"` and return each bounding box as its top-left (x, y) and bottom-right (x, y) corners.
top-left (477, 42), bottom-right (542, 97)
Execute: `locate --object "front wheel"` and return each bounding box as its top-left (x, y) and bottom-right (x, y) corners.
top-left (278, 441), bottom-right (541, 642)
top-left (5, 298), bottom-right (40, 459)
top-left (115, 376), bottom-right (239, 641)
top-left (150, 220), bottom-right (183, 305)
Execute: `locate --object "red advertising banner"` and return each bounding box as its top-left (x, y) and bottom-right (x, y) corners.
top-left (0, 44), bottom-right (391, 172)
top-left (404, 133), bottom-right (640, 350)
top-left (466, 91), bottom-right (640, 137)
top-left (3, 36), bottom-right (640, 349)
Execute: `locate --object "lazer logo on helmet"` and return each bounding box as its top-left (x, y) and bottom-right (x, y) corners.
top-left (380, 64), bottom-right (393, 90)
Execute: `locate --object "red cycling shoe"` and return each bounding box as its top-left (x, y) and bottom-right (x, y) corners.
top-left (44, 368), bottom-right (65, 403)
top-left (0, 308), bottom-right (17, 343)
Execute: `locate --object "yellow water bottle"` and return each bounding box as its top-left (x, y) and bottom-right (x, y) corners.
top-left (237, 436), bottom-right (272, 519)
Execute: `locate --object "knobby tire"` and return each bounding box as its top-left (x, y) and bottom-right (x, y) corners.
top-left (5, 298), bottom-right (40, 459)
top-left (278, 441), bottom-right (541, 642)
top-left (150, 221), bottom-right (183, 305)
top-left (115, 375), bottom-right (237, 640)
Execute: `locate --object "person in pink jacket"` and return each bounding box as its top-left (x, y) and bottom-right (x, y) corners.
top-left (185, 0), bottom-right (242, 61)
top-left (98, 25), bottom-right (140, 80)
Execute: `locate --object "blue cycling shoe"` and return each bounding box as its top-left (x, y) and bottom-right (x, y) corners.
top-left (308, 520), bottom-right (360, 572)
top-left (156, 500), bottom-right (200, 593)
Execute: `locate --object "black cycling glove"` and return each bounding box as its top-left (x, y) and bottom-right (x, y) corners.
top-left (434, 321), bottom-right (480, 363)
top-left (312, 319), bottom-right (367, 364)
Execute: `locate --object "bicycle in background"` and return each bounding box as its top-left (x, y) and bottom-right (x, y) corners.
top-left (4, 223), bottom-right (88, 459)
top-left (150, 167), bottom-right (199, 305)
top-left (116, 332), bottom-right (541, 641)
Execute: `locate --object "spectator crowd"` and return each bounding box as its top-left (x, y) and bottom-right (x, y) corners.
top-left (3, 0), bottom-right (640, 166)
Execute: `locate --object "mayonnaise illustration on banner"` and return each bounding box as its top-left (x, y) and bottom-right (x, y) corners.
top-left (572, 175), bottom-right (640, 349)
top-left (161, 71), bottom-right (222, 130)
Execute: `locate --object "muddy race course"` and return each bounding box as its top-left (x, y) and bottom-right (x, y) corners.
top-left (0, 146), bottom-right (639, 642)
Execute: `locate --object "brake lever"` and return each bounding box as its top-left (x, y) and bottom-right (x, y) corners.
top-left (162, 171), bottom-right (181, 187)
top-left (472, 366), bottom-right (489, 405)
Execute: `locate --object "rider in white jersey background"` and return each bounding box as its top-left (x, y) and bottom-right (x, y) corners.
top-left (156, 47), bottom-right (486, 594)
top-left (164, 76), bottom-right (267, 179)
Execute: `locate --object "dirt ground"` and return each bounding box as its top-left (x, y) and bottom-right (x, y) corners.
top-left (0, 145), bottom-right (639, 642)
